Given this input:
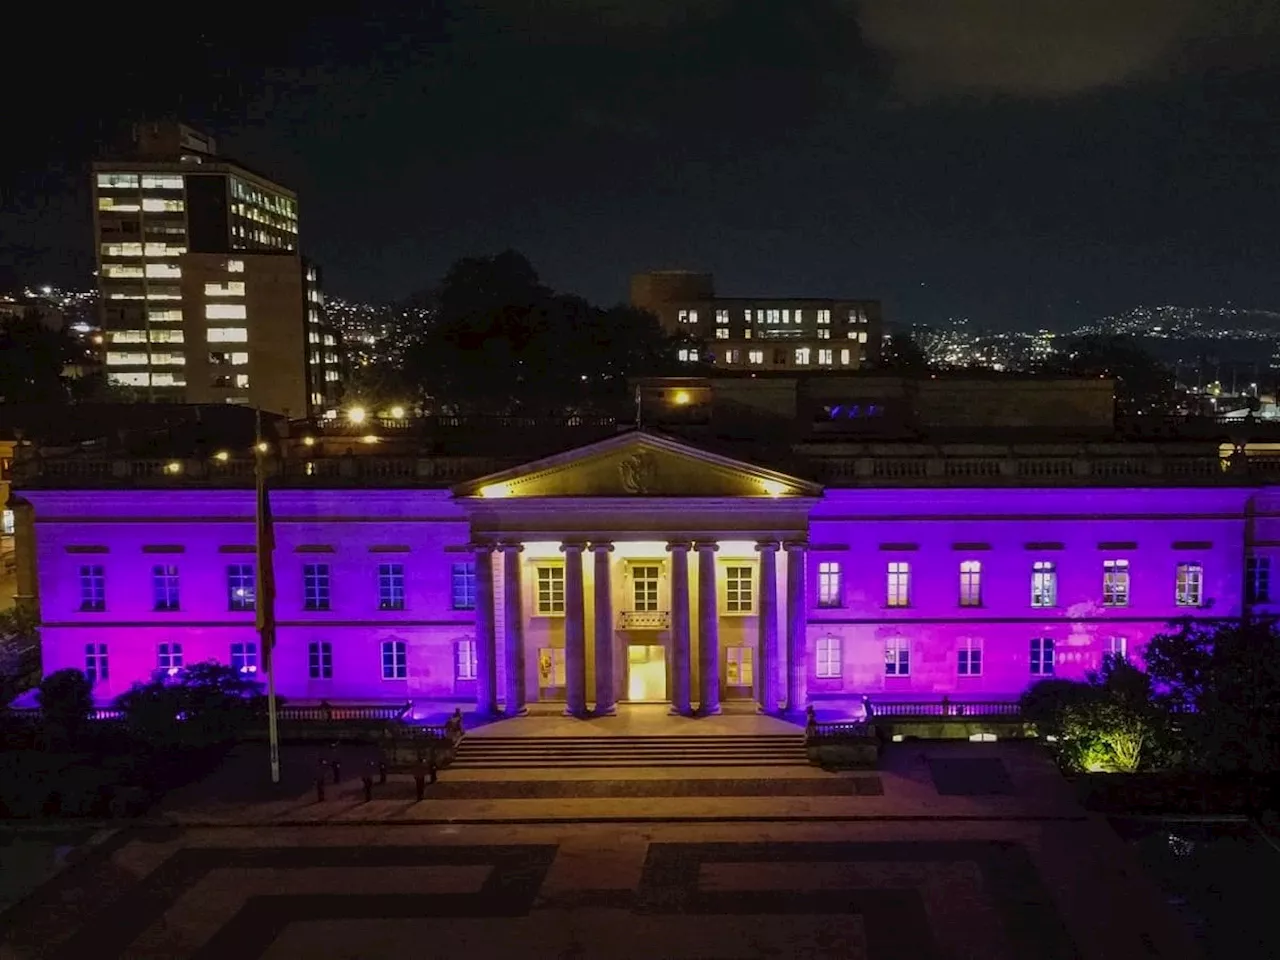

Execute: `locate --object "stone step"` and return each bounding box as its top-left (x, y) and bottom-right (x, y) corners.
top-left (451, 734), bottom-right (809, 769)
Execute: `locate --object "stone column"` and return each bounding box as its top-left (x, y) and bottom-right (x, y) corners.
top-left (755, 540), bottom-right (780, 713)
top-left (784, 541), bottom-right (807, 714)
top-left (499, 542), bottom-right (526, 716)
top-left (591, 542), bottom-right (617, 715)
top-left (472, 543), bottom-right (498, 716)
top-left (667, 541), bottom-right (693, 715)
top-left (561, 542), bottom-right (588, 717)
top-left (695, 541), bottom-right (721, 716)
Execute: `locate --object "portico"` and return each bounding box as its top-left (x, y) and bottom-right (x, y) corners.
top-left (453, 432), bottom-right (820, 718)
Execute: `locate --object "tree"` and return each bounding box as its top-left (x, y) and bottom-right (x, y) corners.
top-left (401, 251), bottom-right (686, 414)
top-left (0, 607), bottom-right (40, 707)
top-left (36, 668), bottom-right (94, 749)
top-left (0, 316), bottom-right (78, 404)
top-left (1048, 334), bottom-right (1174, 417)
top-left (1144, 618), bottom-right (1280, 774)
top-left (114, 661), bottom-right (266, 749)
top-left (879, 333), bottom-right (928, 372)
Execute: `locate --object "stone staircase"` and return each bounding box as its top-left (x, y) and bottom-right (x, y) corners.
top-left (450, 734), bottom-right (810, 770)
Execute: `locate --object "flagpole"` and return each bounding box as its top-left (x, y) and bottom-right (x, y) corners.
top-left (255, 410), bottom-right (281, 784)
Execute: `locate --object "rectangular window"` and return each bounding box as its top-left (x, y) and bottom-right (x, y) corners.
top-left (308, 641), bottom-right (333, 680)
top-left (84, 643), bottom-right (108, 685)
top-left (887, 561), bottom-right (910, 607)
top-left (677, 348), bottom-right (699, 362)
top-left (1103, 559), bottom-right (1130, 606)
top-left (157, 642), bottom-right (183, 675)
top-left (714, 327), bottom-right (729, 339)
top-left (381, 640), bottom-right (407, 680)
top-left (227, 259), bottom-right (245, 273)
top-left (97, 172), bottom-right (139, 189)
top-left (152, 564), bottom-right (180, 611)
top-left (817, 561), bottom-right (842, 608)
top-left (230, 642), bottom-right (259, 674)
top-left (1175, 562), bottom-right (1203, 607)
top-left (715, 309), bottom-right (729, 324)
top-left (632, 564), bottom-right (660, 612)
top-left (815, 636), bottom-right (842, 678)
top-left (747, 349), bottom-right (764, 365)
top-left (227, 563), bottom-right (256, 611)
top-left (726, 646), bottom-right (754, 685)
top-left (725, 566), bottom-right (753, 613)
top-left (536, 566), bottom-right (565, 615)
top-left (885, 637), bottom-right (910, 676)
top-left (818, 347), bottom-right (833, 363)
top-left (817, 329), bottom-right (831, 340)
top-left (141, 174), bottom-right (184, 190)
top-left (1246, 556), bottom-right (1271, 603)
top-left (207, 327), bottom-right (248, 342)
top-left (1030, 638), bottom-right (1055, 676)
top-left (1106, 636), bottom-right (1128, 662)
top-left (959, 560), bottom-right (982, 607)
top-left (455, 639), bottom-right (477, 681)
top-left (840, 348), bottom-right (851, 365)
top-left (79, 565), bottom-right (105, 612)
top-left (725, 349), bottom-right (740, 364)
top-left (378, 563), bottom-right (405, 610)
top-left (204, 282), bottom-right (246, 297)
top-left (303, 563), bottom-right (331, 611)
top-left (451, 561), bottom-right (477, 610)
top-left (205, 303), bottom-right (247, 320)
top-left (817, 309), bottom-right (831, 324)
top-left (794, 347), bottom-right (811, 366)
top-left (957, 638), bottom-right (983, 676)
top-left (1031, 561), bottom-right (1057, 608)
top-left (538, 647), bottom-right (567, 687)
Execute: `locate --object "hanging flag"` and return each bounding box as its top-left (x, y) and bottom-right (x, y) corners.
top-left (255, 416), bottom-right (277, 672)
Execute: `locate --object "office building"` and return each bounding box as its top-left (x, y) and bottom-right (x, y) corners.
top-left (631, 271), bottom-right (883, 371)
top-left (93, 123), bottom-right (340, 415)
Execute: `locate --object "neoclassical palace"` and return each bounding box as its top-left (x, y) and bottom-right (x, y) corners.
top-left (13, 423), bottom-right (1280, 716)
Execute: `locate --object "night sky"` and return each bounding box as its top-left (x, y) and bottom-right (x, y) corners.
top-left (3, 1), bottom-right (1279, 329)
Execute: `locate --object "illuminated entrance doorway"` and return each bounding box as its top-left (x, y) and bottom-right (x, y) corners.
top-left (627, 644), bottom-right (667, 702)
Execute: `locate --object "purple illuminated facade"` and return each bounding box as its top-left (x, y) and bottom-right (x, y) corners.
top-left (17, 431), bottom-right (1276, 715)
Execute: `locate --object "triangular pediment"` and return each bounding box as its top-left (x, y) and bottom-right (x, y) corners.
top-left (453, 431), bottom-right (821, 499)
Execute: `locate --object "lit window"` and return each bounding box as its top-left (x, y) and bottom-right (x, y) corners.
top-left (206, 303), bottom-right (247, 320)
top-left (957, 638), bottom-right (983, 676)
top-left (205, 282), bottom-right (246, 297)
top-left (817, 309), bottom-right (831, 324)
top-left (632, 564), bottom-right (660, 612)
top-left (381, 640), bottom-right (407, 679)
top-left (744, 329), bottom-right (752, 339)
top-left (725, 566), bottom-right (753, 613)
top-left (378, 563), bottom-right (405, 610)
top-left (227, 260), bottom-right (245, 273)
top-left (1246, 557), bottom-right (1271, 603)
top-left (231, 642), bottom-right (259, 674)
top-left (309, 641), bottom-right (333, 680)
top-left (1031, 561), bottom-right (1057, 608)
top-left (105, 352), bottom-right (147, 366)
top-left (303, 563), bottom-right (330, 611)
top-left (157, 643), bottom-right (183, 675)
top-left (102, 243), bottom-right (142, 257)
top-left (677, 348), bottom-right (699, 362)
top-left (858, 331), bottom-right (869, 344)
top-left (84, 643), bottom-right (109, 685)
top-left (885, 637), bottom-right (910, 676)
top-left (145, 263), bottom-right (181, 279)
top-left (744, 309), bottom-right (753, 324)
top-left (1175, 562), bottom-right (1203, 606)
top-left (101, 264), bottom-right (144, 278)
top-left (454, 639), bottom-right (477, 681)
top-left (818, 348), bottom-right (833, 365)
top-left (144, 243), bottom-right (185, 257)
top-left (840, 348), bottom-right (851, 365)
top-left (1030, 638), bottom-right (1055, 676)
top-left (141, 198), bottom-right (184, 213)
top-left (207, 328), bottom-right (248, 342)
top-left (715, 328), bottom-right (729, 339)
top-left (152, 565), bottom-right (180, 611)
top-left (959, 560), bottom-right (982, 607)
top-left (1103, 559), bottom-right (1129, 606)
top-left (149, 309), bottom-right (183, 322)
top-left (715, 309), bottom-right (729, 324)
top-left (767, 309), bottom-right (780, 324)
top-left (887, 562), bottom-right (910, 607)
top-left (538, 647), bottom-right (567, 687)
top-left (79, 565), bottom-right (105, 612)
top-left (726, 646), bottom-right (754, 685)
top-left (815, 636), bottom-right (842, 678)
top-left (678, 309), bottom-right (699, 324)
top-left (747, 349), bottom-right (764, 365)
top-left (817, 329), bottom-right (831, 340)
top-left (227, 564), bottom-right (256, 611)
top-left (794, 347), bottom-right (811, 365)
top-left (1106, 636), bottom-right (1128, 662)
top-left (97, 172), bottom-right (139, 189)
top-left (725, 349), bottom-right (741, 364)
top-left (536, 566), bottom-right (565, 615)
top-left (451, 561), bottom-right (477, 610)
top-left (817, 561), bottom-right (841, 607)
top-left (141, 174), bottom-right (184, 190)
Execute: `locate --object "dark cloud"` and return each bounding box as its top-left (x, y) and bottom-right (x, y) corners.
top-left (855, 0), bottom-right (1280, 100)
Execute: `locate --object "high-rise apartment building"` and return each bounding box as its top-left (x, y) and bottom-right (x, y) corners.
top-left (631, 271), bottom-right (883, 372)
top-left (93, 123), bottom-right (341, 415)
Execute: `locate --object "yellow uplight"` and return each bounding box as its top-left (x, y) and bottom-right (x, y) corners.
top-left (165, 461), bottom-right (182, 474)
top-left (760, 479), bottom-right (787, 497)
top-left (256, 442), bottom-right (269, 453)
top-left (348, 406), bottom-right (367, 424)
top-left (389, 405), bottom-right (405, 419)
top-left (480, 482), bottom-right (513, 499)
top-left (672, 390), bottom-right (691, 405)
top-left (213, 450), bottom-right (230, 462)
top-left (362, 434), bottom-right (379, 444)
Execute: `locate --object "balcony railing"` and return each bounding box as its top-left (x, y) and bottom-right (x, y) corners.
top-left (618, 610), bottom-right (671, 630)
top-left (865, 699), bottom-right (1022, 719)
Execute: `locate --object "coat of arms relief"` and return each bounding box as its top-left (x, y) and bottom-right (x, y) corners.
top-left (618, 451), bottom-right (659, 494)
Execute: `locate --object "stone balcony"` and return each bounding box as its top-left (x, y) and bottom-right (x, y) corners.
top-left (618, 610), bottom-right (671, 631)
